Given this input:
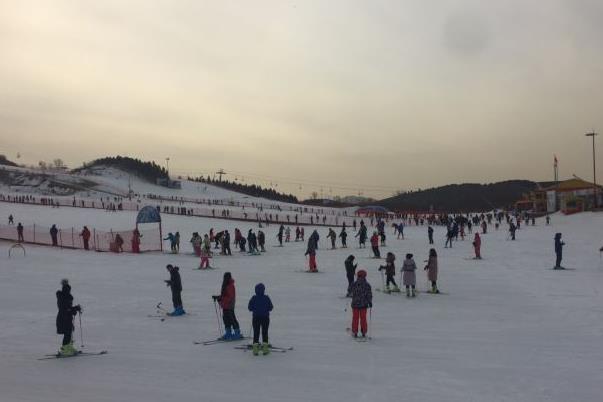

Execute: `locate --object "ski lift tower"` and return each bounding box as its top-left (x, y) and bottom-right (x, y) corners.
top-left (216, 169), bottom-right (227, 182)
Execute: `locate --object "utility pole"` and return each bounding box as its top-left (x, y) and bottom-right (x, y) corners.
top-left (585, 131), bottom-right (598, 208)
top-left (216, 168), bottom-right (226, 182)
top-left (165, 157), bottom-right (170, 177)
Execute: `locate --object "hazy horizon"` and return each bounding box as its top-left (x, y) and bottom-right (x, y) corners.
top-left (1, 0), bottom-right (602, 198)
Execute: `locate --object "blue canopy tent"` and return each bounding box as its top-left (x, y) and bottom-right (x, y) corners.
top-left (136, 206), bottom-right (163, 252)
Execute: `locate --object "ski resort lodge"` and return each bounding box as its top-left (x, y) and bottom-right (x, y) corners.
top-left (515, 177), bottom-right (603, 214)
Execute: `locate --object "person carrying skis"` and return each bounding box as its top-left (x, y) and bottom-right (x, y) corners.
top-left (402, 253), bottom-right (417, 297)
top-left (344, 255), bottom-right (357, 297)
top-left (213, 272), bottom-right (242, 340)
top-left (327, 228), bottom-right (337, 249)
top-left (554, 233), bottom-right (565, 269)
top-left (473, 233), bottom-right (482, 259)
top-left (370, 231), bottom-right (380, 258)
top-left (379, 252), bottom-right (399, 293)
top-left (80, 226), bottom-right (91, 250)
top-left (350, 270), bottom-right (372, 338)
top-left (424, 248), bottom-right (439, 293)
top-left (339, 227), bottom-right (348, 248)
top-left (164, 265), bottom-right (185, 315)
top-left (248, 283), bottom-right (274, 356)
top-left (427, 226), bottom-right (434, 245)
top-left (56, 279), bottom-right (82, 356)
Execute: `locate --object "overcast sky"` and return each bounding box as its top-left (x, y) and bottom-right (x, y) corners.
top-left (1, 0), bottom-right (602, 198)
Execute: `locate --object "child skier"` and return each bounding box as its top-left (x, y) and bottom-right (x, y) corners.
top-left (248, 283), bottom-right (273, 356)
top-left (305, 235), bottom-right (318, 272)
top-left (424, 248), bottom-right (439, 293)
top-left (56, 279), bottom-right (82, 356)
top-left (402, 253), bottom-right (417, 297)
top-left (473, 233), bottom-right (482, 259)
top-left (164, 265), bottom-right (185, 315)
top-left (370, 231), bottom-right (380, 258)
top-left (554, 233), bottom-right (565, 269)
top-left (213, 272), bottom-right (242, 340)
top-left (344, 255), bottom-right (357, 297)
top-left (378, 252), bottom-right (399, 293)
top-left (327, 228), bottom-right (337, 249)
top-left (350, 270), bottom-right (372, 338)
top-left (339, 227), bottom-right (348, 248)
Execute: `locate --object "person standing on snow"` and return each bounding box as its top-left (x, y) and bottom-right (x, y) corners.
top-left (370, 231), bottom-right (380, 258)
top-left (305, 234), bottom-right (318, 272)
top-left (427, 226), bottom-right (434, 245)
top-left (379, 252), bottom-right (399, 293)
top-left (213, 272), bottom-right (242, 340)
top-left (327, 228), bottom-right (337, 249)
top-left (509, 222), bottom-right (517, 241)
top-left (402, 253), bottom-right (417, 297)
top-left (164, 265), bottom-right (185, 316)
top-left (424, 248), bottom-right (439, 294)
top-left (473, 233), bottom-right (482, 259)
top-left (344, 255), bottom-right (357, 297)
top-left (164, 233), bottom-right (177, 253)
top-left (17, 222), bottom-right (24, 243)
top-left (56, 279), bottom-right (82, 356)
top-left (50, 224), bottom-right (59, 246)
top-left (277, 225), bottom-right (284, 246)
top-left (248, 283), bottom-right (274, 356)
top-left (356, 222), bottom-right (367, 248)
top-left (339, 227), bottom-right (348, 248)
top-left (554, 233), bottom-right (565, 269)
top-left (350, 270), bottom-right (372, 339)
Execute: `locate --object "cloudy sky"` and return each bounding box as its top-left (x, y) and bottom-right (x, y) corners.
top-left (0, 0), bottom-right (601, 198)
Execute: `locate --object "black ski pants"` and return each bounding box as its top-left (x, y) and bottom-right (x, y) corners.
top-left (62, 331), bottom-right (72, 346)
top-left (386, 274), bottom-right (397, 287)
top-left (346, 273), bottom-right (355, 294)
top-left (555, 251), bottom-right (562, 267)
top-left (171, 290), bottom-right (182, 309)
top-left (252, 316), bottom-right (269, 344)
top-left (222, 309), bottom-right (240, 330)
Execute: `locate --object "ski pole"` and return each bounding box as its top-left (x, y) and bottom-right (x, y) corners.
top-left (213, 299), bottom-right (223, 336)
top-left (368, 307), bottom-right (372, 340)
top-left (78, 312), bottom-right (84, 348)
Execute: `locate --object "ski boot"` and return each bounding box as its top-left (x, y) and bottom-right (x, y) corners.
top-left (221, 328), bottom-right (233, 341)
top-left (262, 342), bottom-right (270, 355)
top-left (231, 328), bottom-right (243, 340)
top-left (59, 342), bottom-right (77, 357)
top-left (252, 343), bottom-right (260, 356)
top-left (384, 285), bottom-right (390, 294)
top-left (430, 284), bottom-right (439, 294)
top-left (406, 288), bottom-right (411, 298)
top-left (392, 285), bottom-right (400, 293)
top-left (411, 288), bottom-right (416, 297)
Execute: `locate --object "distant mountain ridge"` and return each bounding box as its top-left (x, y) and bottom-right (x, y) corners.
top-left (376, 180), bottom-right (538, 212)
top-left (0, 155), bottom-right (18, 167)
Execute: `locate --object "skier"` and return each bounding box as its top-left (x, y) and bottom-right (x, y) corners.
top-left (190, 232), bottom-right (202, 257)
top-left (247, 230), bottom-right (259, 254)
top-left (473, 233), bottom-right (482, 259)
top-left (509, 222), bottom-right (517, 241)
top-left (355, 223), bottom-right (367, 248)
top-left (50, 224), bottom-right (59, 247)
top-left (554, 233), bottom-right (565, 269)
top-left (370, 231), bottom-right (380, 258)
top-left (223, 230), bottom-right (232, 255)
top-left (114, 233), bottom-right (124, 253)
top-left (80, 226), bottom-right (91, 250)
top-left (55, 279), bottom-right (82, 356)
top-left (258, 230), bottom-right (266, 252)
top-left (350, 270), bottom-right (372, 338)
top-left (397, 221), bottom-right (404, 239)
top-left (248, 283), bottom-right (273, 356)
top-left (174, 232), bottom-right (180, 253)
top-left (164, 264), bottom-right (185, 315)
top-left (8, 214), bottom-right (14, 225)
top-left (164, 232), bottom-right (177, 253)
top-left (402, 253), bottom-right (417, 297)
top-left (444, 225), bottom-right (454, 248)
top-left (427, 226), bottom-right (434, 245)
top-left (424, 248), bottom-right (439, 293)
top-left (339, 227), bottom-right (348, 248)
top-left (546, 215), bottom-right (550, 225)
top-left (305, 234), bottom-right (318, 272)
top-left (481, 221), bottom-right (487, 234)
top-left (344, 255), bottom-right (357, 297)
top-left (277, 225), bottom-right (284, 246)
top-left (16, 222), bottom-right (24, 242)
top-left (378, 252), bottom-right (399, 293)
top-left (213, 272), bottom-right (242, 340)
top-left (131, 228), bottom-right (141, 253)
top-left (285, 226), bottom-right (291, 243)
top-left (327, 228), bottom-right (337, 249)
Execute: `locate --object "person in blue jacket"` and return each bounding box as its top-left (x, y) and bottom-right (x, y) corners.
top-left (248, 283), bottom-right (273, 356)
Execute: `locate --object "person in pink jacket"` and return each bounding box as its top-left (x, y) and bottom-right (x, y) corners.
top-left (473, 233), bottom-right (482, 259)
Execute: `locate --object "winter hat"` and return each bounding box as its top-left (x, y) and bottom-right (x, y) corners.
top-left (406, 253), bottom-right (413, 259)
top-left (357, 269), bottom-right (367, 278)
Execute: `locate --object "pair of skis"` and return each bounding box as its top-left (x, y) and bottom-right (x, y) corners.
top-left (234, 344), bottom-right (293, 353)
top-left (38, 350), bottom-right (108, 360)
top-left (193, 336), bottom-right (249, 345)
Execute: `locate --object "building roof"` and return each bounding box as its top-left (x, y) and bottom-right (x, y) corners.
top-left (540, 178), bottom-right (602, 192)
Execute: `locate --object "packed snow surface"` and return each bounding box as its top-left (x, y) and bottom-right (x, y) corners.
top-left (1, 203), bottom-right (602, 402)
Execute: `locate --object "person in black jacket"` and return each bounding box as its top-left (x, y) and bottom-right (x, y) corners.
top-left (50, 224), bottom-right (59, 246)
top-left (344, 255), bottom-right (357, 297)
top-left (56, 279), bottom-right (81, 356)
top-left (248, 283), bottom-right (273, 356)
top-left (554, 233), bottom-right (565, 269)
top-left (350, 270), bottom-right (372, 338)
top-left (165, 265), bottom-right (185, 315)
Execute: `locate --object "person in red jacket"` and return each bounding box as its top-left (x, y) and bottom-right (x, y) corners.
top-left (213, 272), bottom-right (242, 340)
top-left (370, 232), bottom-right (380, 258)
top-left (473, 233), bottom-right (482, 259)
top-left (80, 226), bottom-right (91, 250)
top-left (131, 228), bottom-right (141, 253)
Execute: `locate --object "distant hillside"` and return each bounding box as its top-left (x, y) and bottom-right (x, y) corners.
top-left (377, 180), bottom-right (537, 212)
top-left (0, 155), bottom-right (18, 167)
top-left (75, 156), bottom-right (168, 183)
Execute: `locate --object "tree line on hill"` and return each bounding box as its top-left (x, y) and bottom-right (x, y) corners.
top-left (188, 176), bottom-right (299, 204)
top-left (0, 155), bottom-right (18, 167)
top-left (75, 156), bottom-right (168, 183)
